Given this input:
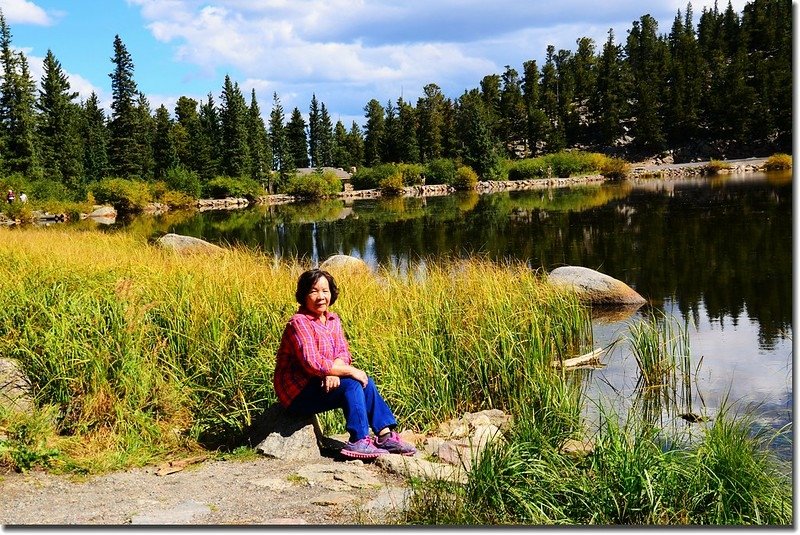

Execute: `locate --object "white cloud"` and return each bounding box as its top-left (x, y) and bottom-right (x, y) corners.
top-left (0, 0), bottom-right (53, 25)
top-left (125, 0), bottom-right (758, 118)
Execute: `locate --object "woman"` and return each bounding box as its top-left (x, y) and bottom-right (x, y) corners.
top-left (273, 268), bottom-right (416, 459)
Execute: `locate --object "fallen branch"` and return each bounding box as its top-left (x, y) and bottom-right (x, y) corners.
top-left (552, 347), bottom-right (606, 369)
top-left (156, 454), bottom-right (208, 476)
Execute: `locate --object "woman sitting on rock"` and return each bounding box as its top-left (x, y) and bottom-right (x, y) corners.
top-left (273, 268), bottom-right (416, 459)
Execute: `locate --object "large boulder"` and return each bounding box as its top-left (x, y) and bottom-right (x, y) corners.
top-left (319, 254), bottom-right (369, 275)
top-left (156, 233), bottom-right (224, 255)
top-left (251, 403), bottom-right (323, 462)
top-left (548, 266), bottom-right (646, 306)
top-left (0, 358), bottom-right (34, 415)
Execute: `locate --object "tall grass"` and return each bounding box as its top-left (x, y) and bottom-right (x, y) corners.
top-left (0, 228), bottom-right (591, 471)
top-left (404, 404), bottom-right (792, 525)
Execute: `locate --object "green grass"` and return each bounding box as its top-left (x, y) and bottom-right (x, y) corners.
top-left (403, 404), bottom-right (792, 525)
top-left (0, 227), bottom-right (590, 472)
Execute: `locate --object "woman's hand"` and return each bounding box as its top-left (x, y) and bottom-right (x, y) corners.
top-left (328, 358), bottom-right (369, 388)
top-left (322, 375), bottom-right (340, 393)
top-left (349, 367), bottom-right (369, 387)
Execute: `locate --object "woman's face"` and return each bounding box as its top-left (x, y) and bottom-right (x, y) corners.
top-left (305, 276), bottom-right (331, 317)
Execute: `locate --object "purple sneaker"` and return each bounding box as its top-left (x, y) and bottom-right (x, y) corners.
top-left (375, 431), bottom-right (417, 456)
top-left (341, 437), bottom-right (389, 459)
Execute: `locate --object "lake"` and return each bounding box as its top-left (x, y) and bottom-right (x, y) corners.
top-left (114, 170), bottom-right (793, 456)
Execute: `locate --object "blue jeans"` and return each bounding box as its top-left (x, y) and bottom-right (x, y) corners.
top-left (288, 377), bottom-right (397, 442)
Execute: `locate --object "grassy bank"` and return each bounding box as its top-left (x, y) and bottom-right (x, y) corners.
top-left (0, 228), bottom-right (790, 525)
top-left (0, 227), bottom-right (590, 473)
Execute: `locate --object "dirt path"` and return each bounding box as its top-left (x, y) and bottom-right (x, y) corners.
top-left (0, 455), bottom-right (411, 525)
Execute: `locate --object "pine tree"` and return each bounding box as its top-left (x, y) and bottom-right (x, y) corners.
top-left (80, 92), bottom-right (108, 183)
top-left (173, 96), bottom-right (200, 173)
top-left (317, 103), bottom-right (334, 167)
top-left (666, 5), bottom-right (702, 145)
top-left (479, 74), bottom-right (501, 139)
top-left (308, 94), bottom-right (321, 167)
top-left (626, 15), bottom-right (668, 152)
top-left (541, 45), bottom-right (565, 151)
top-left (382, 99), bottom-right (399, 163)
top-left (591, 29), bottom-right (627, 146)
top-left (742, 0), bottom-right (791, 148)
top-left (332, 119), bottom-right (352, 169)
top-left (36, 49), bottom-right (83, 189)
top-left (522, 59), bottom-right (548, 155)
top-left (108, 35), bottom-right (141, 178)
top-left (440, 98), bottom-right (459, 159)
top-left (363, 98), bottom-right (385, 166)
top-left (133, 92), bottom-right (154, 180)
top-left (269, 92), bottom-right (291, 178)
top-left (152, 104), bottom-right (176, 181)
top-left (396, 97), bottom-right (419, 163)
top-left (555, 48), bottom-right (578, 146)
top-left (456, 89), bottom-right (501, 179)
top-left (0, 13), bottom-right (40, 179)
top-left (286, 107), bottom-right (308, 169)
top-left (219, 75), bottom-right (251, 177)
top-left (247, 89), bottom-right (271, 190)
top-left (569, 37), bottom-right (597, 145)
top-left (416, 83), bottom-right (444, 162)
top-left (197, 93), bottom-right (221, 180)
top-left (499, 65), bottom-right (526, 156)
top-left (346, 121), bottom-right (364, 169)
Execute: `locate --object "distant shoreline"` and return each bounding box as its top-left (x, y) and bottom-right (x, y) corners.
top-left (258, 156), bottom-right (772, 206)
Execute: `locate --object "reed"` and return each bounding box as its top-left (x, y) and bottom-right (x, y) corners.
top-left (404, 404), bottom-right (792, 525)
top-left (0, 227), bottom-right (591, 471)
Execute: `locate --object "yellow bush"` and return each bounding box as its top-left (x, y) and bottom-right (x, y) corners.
top-left (600, 157), bottom-right (631, 179)
top-left (763, 153), bottom-right (792, 171)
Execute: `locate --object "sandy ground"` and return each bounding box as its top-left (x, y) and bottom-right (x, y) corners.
top-left (0, 455), bottom-right (411, 526)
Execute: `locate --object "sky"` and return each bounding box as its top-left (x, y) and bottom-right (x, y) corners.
top-left (1, 0), bottom-right (752, 127)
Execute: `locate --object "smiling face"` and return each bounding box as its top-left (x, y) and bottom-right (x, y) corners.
top-left (304, 276), bottom-right (331, 318)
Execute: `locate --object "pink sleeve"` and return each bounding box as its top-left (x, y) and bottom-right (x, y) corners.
top-left (288, 317), bottom-right (334, 376)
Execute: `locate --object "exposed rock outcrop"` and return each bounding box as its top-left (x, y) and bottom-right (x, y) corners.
top-left (319, 254), bottom-right (370, 275)
top-left (155, 233), bottom-right (224, 255)
top-left (548, 266), bottom-right (647, 306)
top-left (251, 403), bottom-right (324, 462)
top-left (0, 358), bottom-right (33, 415)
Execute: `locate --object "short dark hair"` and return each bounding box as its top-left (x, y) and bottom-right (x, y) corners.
top-left (295, 269), bottom-right (339, 307)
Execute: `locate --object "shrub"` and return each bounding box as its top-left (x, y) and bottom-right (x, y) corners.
top-left (508, 159), bottom-right (548, 180)
top-left (424, 159), bottom-right (457, 185)
top-left (203, 176), bottom-right (263, 201)
top-left (600, 157), bottom-right (631, 179)
top-left (703, 159), bottom-right (732, 175)
top-left (164, 166), bottom-right (201, 197)
top-left (544, 151), bottom-right (594, 177)
top-left (91, 178), bottom-right (152, 213)
top-left (351, 164), bottom-right (400, 190)
top-left (763, 153), bottom-right (792, 171)
top-left (282, 170), bottom-right (342, 199)
top-left (379, 172), bottom-right (405, 196)
top-left (400, 163), bottom-right (425, 186)
top-left (1, 200), bottom-right (34, 222)
top-left (160, 190), bottom-right (195, 208)
top-left (452, 165), bottom-right (478, 190)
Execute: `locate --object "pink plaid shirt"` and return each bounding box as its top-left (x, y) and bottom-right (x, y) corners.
top-left (273, 307), bottom-right (353, 407)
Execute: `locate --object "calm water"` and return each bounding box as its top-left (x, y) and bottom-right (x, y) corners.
top-left (116, 171), bottom-right (793, 454)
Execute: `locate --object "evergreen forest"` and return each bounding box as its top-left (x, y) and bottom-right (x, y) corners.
top-left (0, 0), bottom-right (791, 201)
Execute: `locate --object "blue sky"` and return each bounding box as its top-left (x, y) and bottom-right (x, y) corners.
top-left (2, 0), bottom-right (750, 127)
